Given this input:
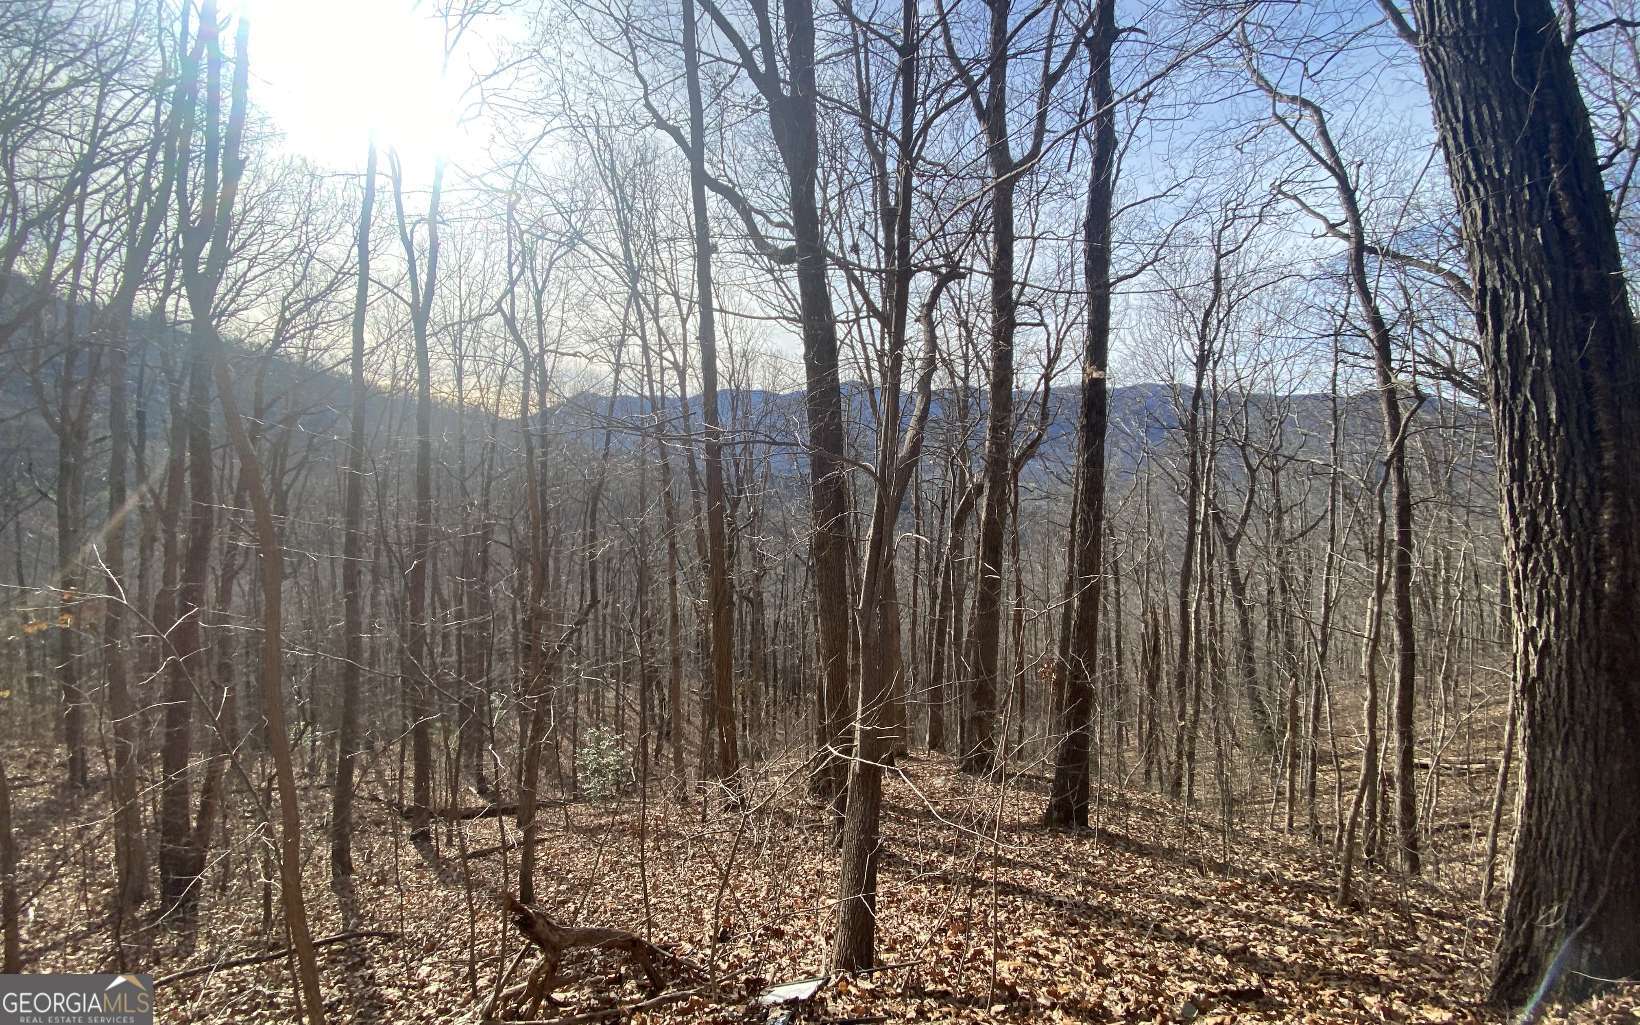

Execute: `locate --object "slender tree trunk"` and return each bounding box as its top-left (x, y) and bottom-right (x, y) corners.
top-left (104, 328), bottom-right (147, 917)
top-left (95, 101), bottom-right (174, 915)
top-left (0, 747), bottom-right (20, 973)
top-left (1248, 53), bottom-right (1421, 874)
top-left (832, 269), bottom-right (951, 973)
top-left (680, 1), bottom-right (739, 783)
top-left (1168, 345), bottom-right (1209, 800)
top-left (55, 418), bottom-right (87, 790)
top-left (778, 4), bottom-right (854, 810)
top-left (831, 29), bottom-right (955, 951)
top-left (638, 295), bottom-right (686, 782)
top-left (960, 0), bottom-right (1022, 776)
top-left (331, 140), bottom-right (375, 888)
top-left (927, 474), bottom-right (973, 753)
top-left (1045, 0), bottom-right (1115, 829)
top-left (391, 155), bottom-right (443, 845)
top-left (1338, 485), bottom-right (1389, 908)
top-left (210, 312), bottom-right (327, 1025)
top-left (159, 312), bottom-right (213, 914)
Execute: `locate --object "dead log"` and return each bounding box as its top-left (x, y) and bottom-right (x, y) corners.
top-left (501, 892), bottom-right (673, 1018)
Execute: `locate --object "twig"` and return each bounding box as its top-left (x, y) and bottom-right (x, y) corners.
top-left (153, 931), bottom-right (399, 986)
top-left (482, 947), bottom-right (532, 1023)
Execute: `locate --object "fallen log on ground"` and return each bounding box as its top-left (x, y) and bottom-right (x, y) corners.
top-left (154, 931), bottom-right (399, 986)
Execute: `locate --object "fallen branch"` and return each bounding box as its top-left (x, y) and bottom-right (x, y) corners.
top-left (501, 892), bottom-right (690, 1019)
top-left (378, 795), bottom-right (521, 820)
top-left (153, 930), bottom-right (399, 986)
top-left (502, 987), bottom-right (704, 1025)
top-left (1415, 758), bottom-right (1498, 774)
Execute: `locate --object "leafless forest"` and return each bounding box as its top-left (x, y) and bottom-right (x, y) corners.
top-left (1, 0), bottom-right (1637, 1021)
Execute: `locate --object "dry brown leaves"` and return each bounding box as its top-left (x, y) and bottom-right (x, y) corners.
top-left (8, 749), bottom-right (1638, 1024)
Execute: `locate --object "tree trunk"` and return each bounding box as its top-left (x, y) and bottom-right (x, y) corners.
top-left (0, 747), bottom-right (20, 973)
top-left (1248, 48), bottom-right (1421, 874)
top-left (55, 413), bottom-right (87, 790)
top-left (391, 154), bottom-right (443, 847)
top-left (831, 37), bottom-right (956, 954)
top-left (1045, 0), bottom-right (1115, 829)
top-left (104, 322), bottom-right (147, 919)
top-left (784, 15), bottom-right (854, 812)
top-left (1407, 0), bottom-right (1640, 1000)
top-left (1168, 333), bottom-right (1209, 800)
top-left (331, 140), bottom-right (375, 888)
top-left (681, 0), bottom-right (739, 784)
top-left (927, 473), bottom-right (974, 753)
top-left (159, 309), bottom-right (213, 915)
top-left (210, 307), bottom-right (327, 1025)
top-left (961, 4), bottom-right (1015, 777)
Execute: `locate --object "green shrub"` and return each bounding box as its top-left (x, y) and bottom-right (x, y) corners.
top-left (576, 726), bottom-right (630, 801)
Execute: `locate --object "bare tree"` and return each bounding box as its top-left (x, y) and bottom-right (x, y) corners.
top-left (940, 0), bottom-right (1080, 774)
top-left (330, 139), bottom-right (376, 895)
top-left (175, 6), bottom-right (325, 1017)
top-left (1046, 0), bottom-right (1117, 829)
top-left (1244, 42), bottom-right (1423, 875)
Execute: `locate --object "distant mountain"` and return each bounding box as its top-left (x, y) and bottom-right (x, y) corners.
top-left (548, 378), bottom-right (1423, 485)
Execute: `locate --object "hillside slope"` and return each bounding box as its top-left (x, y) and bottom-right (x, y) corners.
top-left (6, 743), bottom-right (1631, 1024)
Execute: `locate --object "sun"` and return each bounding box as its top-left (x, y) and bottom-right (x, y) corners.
top-left (238, 0), bottom-right (473, 172)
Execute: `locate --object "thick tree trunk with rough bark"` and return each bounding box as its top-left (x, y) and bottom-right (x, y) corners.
top-left (1405, 0), bottom-right (1640, 1003)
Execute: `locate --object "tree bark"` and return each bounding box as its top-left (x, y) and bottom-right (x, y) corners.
top-left (331, 139), bottom-right (375, 888)
top-left (958, 0), bottom-right (1020, 776)
top-left (681, 0), bottom-right (739, 785)
top-left (390, 154), bottom-right (442, 846)
top-left (0, 747), bottom-right (19, 973)
top-left (1405, 0), bottom-right (1640, 1001)
top-left (1045, 0), bottom-right (1115, 829)
top-left (926, 473), bottom-right (974, 753)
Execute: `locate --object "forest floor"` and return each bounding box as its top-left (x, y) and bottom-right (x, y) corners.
top-left (8, 744), bottom-right (1638, 1024)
